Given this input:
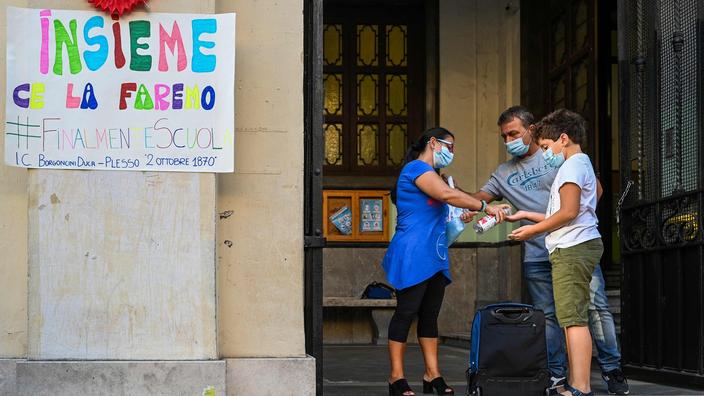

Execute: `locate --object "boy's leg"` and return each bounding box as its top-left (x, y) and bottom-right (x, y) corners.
top-left (551, 239), bottom-right (603, 395)
top-left (524, 260), bottom-right (567, 384)
top-left (563, 326), bottom-right (593, 394)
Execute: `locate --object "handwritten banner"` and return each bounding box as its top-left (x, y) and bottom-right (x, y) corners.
top-left (4, 7), bottom-right (235, 172)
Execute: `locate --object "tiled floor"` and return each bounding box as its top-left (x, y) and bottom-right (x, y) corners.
top-left (323, 344), bottom-right (703, 396)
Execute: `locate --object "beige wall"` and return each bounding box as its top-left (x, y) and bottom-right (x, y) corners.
top-left (0, 0), bottom-right (306, 360)
top-left (21, 0), bottom-right (219, 362)
top-left (439, 0), bottom-right (521, 243)
top-left (28, 171), bottom-right (218, 360)
top-left (0, 1), bottom-right (29, 359)
top-left (215, 0), bottom-right (305, 358)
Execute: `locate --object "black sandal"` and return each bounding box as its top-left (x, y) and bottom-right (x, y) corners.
top-left (389, 378), bottom-right (415, 396)
top-left (563, 384), bottom-right (593, 396)
top-left (422, 377), bottom-right (454, 395)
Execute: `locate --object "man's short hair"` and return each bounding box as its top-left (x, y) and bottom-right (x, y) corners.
top-left (535, 108), bottom-right (587, 146)
top-left (497, 106), bottom-right (535, 128)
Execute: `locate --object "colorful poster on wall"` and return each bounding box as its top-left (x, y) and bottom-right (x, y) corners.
top-left (329, 206), bottom-right (352, 235)
top-left (360, 198), bottom-right (383, 232)
top-left (4, 7), bottom-right (235, 172)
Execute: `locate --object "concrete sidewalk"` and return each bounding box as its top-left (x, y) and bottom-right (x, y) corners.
top-left (323, 344), bottom-right (703, 396)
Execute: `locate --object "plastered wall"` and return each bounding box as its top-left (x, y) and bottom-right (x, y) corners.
top-left (439, 0), bottom-right (521, 242)
top-left (214, 0), bottom-right (305, 358)
top-left (0, 0), bottom-right (307, 359)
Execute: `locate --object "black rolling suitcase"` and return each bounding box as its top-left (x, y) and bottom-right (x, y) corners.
top-left (466, 303), bottom-right (550, 396)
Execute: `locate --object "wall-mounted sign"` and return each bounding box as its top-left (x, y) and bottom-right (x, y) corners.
top-left (5, 7), bottom-right (236, 172)
top-left (323, 190), bottom-right (390, 242)
top-left (360, 198), bottom-right (383, 232)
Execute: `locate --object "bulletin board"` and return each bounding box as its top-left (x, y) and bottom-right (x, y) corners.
top-left (323, 190), bottom-right (390, 242)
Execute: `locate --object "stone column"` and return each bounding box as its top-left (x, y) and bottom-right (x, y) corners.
top-left (19, 171), bottom-right (224, 394)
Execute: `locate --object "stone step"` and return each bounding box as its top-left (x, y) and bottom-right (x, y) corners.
top-left (440, 332), bottom-right (471, 349)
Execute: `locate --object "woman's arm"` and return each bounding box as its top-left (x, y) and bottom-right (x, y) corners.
top-left (509, 183), bottom-right (581, 241)
top-left (415, 171), bottom-right (484, 211)
top-left (440, 174), bottom-right (497, 203)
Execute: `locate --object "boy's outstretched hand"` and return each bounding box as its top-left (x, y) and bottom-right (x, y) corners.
top-left (508, 225), bottom-right (537, 241)
top-left (505, 210), bottom-right (528, 222)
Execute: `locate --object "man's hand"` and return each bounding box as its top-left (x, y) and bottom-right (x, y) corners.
top-left (460, 210), bottom-right (478, 223)
top-left (485, 203), bottom-right (511, 223)
top-left (508, 225), bottom-right (537, 241)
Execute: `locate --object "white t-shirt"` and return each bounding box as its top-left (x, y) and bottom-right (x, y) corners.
top-left (544, 153), bottom-right (601, 253)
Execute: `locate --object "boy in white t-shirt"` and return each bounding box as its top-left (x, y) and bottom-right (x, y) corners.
top-left (506, 109), bottom-right (602, 396)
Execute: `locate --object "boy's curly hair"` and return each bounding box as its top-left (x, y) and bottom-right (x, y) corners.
top-left (535, 108), bottom-right (587, 146)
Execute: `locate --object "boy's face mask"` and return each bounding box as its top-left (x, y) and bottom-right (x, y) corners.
top-left (542, 135), bottom-right (567, 168)
top-left (543, 147), bottom-right (565, 168)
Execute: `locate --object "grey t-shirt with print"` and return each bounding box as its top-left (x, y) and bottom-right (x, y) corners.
top-left (480, 149), bottom-right (558, 263)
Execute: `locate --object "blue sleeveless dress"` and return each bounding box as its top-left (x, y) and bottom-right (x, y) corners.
top-left (382, 160), bottom-right (451, 290)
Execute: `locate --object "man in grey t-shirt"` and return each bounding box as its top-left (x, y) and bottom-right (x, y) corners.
top-left (471, 106), bottom-right (629, 395)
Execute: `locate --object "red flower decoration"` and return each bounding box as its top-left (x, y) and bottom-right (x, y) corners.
top-left (89, 0), bottom-right (145, 16)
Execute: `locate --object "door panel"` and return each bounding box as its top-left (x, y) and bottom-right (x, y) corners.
top-left (618, 0), bottom-right (704, 385)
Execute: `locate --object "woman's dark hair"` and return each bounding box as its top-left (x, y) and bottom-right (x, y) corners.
top-left (391, 127), bottom-right (455, 204)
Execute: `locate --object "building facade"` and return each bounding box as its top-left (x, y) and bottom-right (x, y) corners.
top-left (1, 0), bottom-right (702, 394)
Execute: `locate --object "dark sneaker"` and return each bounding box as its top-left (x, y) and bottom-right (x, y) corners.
top-left (548, 376), bottom-right (566, 395)
top-left (602, 368), bottom-right (630, 395)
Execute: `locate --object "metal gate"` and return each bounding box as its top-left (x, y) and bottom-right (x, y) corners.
top-left (617, 0), bottom-right (704, 386)
top-left (304, 0), bottom-right (324, 394)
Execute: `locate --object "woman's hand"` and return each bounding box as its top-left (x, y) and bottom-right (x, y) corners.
top-left (460, 210), bottom-right (477, 223)
top-left (505, 210), bottom-right (528, 222)
top-left (508, 225), bottom-right (537, 241)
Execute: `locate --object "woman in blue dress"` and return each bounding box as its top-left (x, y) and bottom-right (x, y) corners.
top-left (384, 127), bottom-right (488, 396)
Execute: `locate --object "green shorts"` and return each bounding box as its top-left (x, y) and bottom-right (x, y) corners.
top-left (549, 238), bottom-right (604, 328)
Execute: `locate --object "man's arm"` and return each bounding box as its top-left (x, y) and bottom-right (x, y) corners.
top-left (470, 190), bottom-right (496, 203)
top-left (596, 178), bottom-right (603, 202)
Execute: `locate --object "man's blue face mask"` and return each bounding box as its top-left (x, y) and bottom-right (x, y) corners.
top-left (505, 129), bottom-right (531, 157)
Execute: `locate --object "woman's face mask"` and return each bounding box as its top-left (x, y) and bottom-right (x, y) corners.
top-left (433, 138), bottom-right (454, 168)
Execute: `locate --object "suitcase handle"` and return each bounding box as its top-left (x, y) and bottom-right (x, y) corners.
top-left (491, 307), bottom-right (534, 323)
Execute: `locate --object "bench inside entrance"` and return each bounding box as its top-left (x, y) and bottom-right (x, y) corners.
top-left (323, 297), bottom-right (396, 345)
